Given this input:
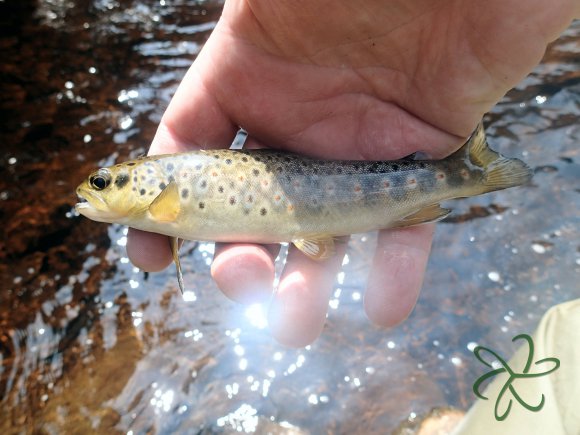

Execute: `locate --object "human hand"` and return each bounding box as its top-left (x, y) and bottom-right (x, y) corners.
top-left (127, 0), bottom-right (579, 346)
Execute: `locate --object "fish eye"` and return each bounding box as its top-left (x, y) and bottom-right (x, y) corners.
top-left (89, 170), bottom-right (112, 190)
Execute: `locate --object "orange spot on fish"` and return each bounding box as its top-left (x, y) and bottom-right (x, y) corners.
top-left (460, 169), bottom-right (470, 179)
top-left (437, 172), bottom-right (446, 180)
top-left (212, 171), bottom-right (218, 177)
top-left (274, 194), bottom-right (281, 201)
top-left (354, 185), bottom-right (362, 192)
top-left (239, 175), bottom-right (245, 182)
top-left (408, 178), bottom-right (417, 185)
top-left (262, 180), bottom-right (269, 187)
top-left (383, 181), bottom-right (390, 188)
top-left (287, 204), bottom-right (294, 212)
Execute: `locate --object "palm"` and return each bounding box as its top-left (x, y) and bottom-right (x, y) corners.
top-left (128, 0), bottom-right (578, 346)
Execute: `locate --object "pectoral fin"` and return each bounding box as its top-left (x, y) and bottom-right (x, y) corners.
top-left (392, 204), bottom-right (451, 228)
top-left (149, 181), bottom-right (180, 222)
top-left (170, 236), bottom-right (185, 294)
top-left (293, 236), bottom-right (335, 260)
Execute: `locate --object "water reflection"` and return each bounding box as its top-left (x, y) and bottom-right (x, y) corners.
top-left (1, 1), bottom-right (580, 433)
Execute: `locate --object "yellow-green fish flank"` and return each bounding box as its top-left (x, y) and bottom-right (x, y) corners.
top-left (76, 123), bottom-right (532, 291)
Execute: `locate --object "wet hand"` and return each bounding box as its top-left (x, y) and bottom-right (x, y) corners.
top-left (127, 0), bottom-right (579, 346)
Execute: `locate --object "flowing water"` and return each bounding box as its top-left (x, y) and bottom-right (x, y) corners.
top-left (1, 1), bottom-right (579, 433)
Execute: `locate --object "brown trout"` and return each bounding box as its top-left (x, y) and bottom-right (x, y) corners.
top-left (76, 124), bottom-right (532, 292)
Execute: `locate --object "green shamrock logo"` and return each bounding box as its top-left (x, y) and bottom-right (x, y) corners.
top-left (472, 333), bottom-right (560, 421)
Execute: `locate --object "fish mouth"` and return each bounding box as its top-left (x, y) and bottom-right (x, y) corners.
top-left (75, 186), bottom-right (121, 223)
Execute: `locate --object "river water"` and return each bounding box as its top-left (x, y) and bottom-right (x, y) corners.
top-left (1, 1), bottom-right (579, 433)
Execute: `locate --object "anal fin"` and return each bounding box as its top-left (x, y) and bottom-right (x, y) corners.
top-left (170, 236), bottom-right (185, 294)
top-left (392, 204), bottom-right (451, 228)
top-left (293, 236), bottom-right (335, 261)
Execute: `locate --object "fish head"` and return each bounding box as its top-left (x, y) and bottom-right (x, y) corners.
top-left (75, 161), bottom-right (154, 224)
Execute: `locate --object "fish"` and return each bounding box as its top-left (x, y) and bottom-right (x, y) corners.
top-left (75, 123), bottom-right (533, 293)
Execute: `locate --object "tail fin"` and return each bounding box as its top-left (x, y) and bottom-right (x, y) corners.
top-left (464, 123), bottom-right (533, 193)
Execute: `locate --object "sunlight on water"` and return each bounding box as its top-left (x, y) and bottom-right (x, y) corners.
top-left (244, 304), bottom-right (268, 329)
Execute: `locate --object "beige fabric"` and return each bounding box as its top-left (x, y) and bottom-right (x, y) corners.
top-left (453, 299), bottom-right (580, 435)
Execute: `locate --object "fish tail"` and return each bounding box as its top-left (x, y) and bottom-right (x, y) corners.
top-left (462, 122), bottom-right (533, 193)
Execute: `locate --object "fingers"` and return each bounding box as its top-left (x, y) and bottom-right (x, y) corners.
top-left (210, 243), bottom-right (279, 304)
top-left (127, 228), bottom-right (174, 272)
top-left (364, 224), bottom-right (435, 327)
top-left (268, 240), bottom-right (348, 347)
top-left (210, 239), bottom-right (347, 347)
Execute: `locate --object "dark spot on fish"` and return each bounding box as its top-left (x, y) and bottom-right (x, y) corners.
top-left (418, 162), bottom-right (427, 169)
top-left (242, 156), bottom-right (248, 162)
top-left (167, 163), bottom-right (174, 171)
top-left (230, 181), bottom-right (235, 189)
top-left (229, 196), bottom-right (236, 205)
top-left (214, 154), bottom-right (219, 159)
top-left (195, 164), bottom-right (202, 170)
top-left (132, 187), bottom-right (136, 192)
top-left (168, 175), bottom-right (175, 182)
top-left (255, 157), bottom-right (261, 162)
top-left (253, 169), bottom-right (260, 176)
top-left (159, 182), bottom-right (167, 190)
top-left (141, 175), bottom-right (146, 181)
top-left (182, 189), bottom-right (189, 199)
top-left (247, 195), bottom-right (253, 203)
top-left (140, 188), bottom-right (146, 196)
top-left (446, 168), bottom-right (463, 187)
top-left (199, 201), bottom-right (205, 209)
top-left (260, 208), bottom-right (267, 216)
top-left (392, 164), bottom-right (399, 171)
top-left (133, 176), bottom-right (138, 182)
top-left (418, 172), bottom-right (436, 192)
top-left (225, 159), bottom-right (232, 165)
top-left (127, 162), bottom-right (136, 166)
top-left (115, 174), bottom-right (130, 188)
top-left (388, 174), bottom-right (407, 200)
top-left (147, 168), bottom-right (153, 174)
top-left (200, 180), bottom-right (207, 188)
top-left (218, 185), bottom-right (224, 193)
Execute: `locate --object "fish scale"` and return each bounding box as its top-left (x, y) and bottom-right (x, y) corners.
top-left (76, 123), bottom-right (533, 292)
